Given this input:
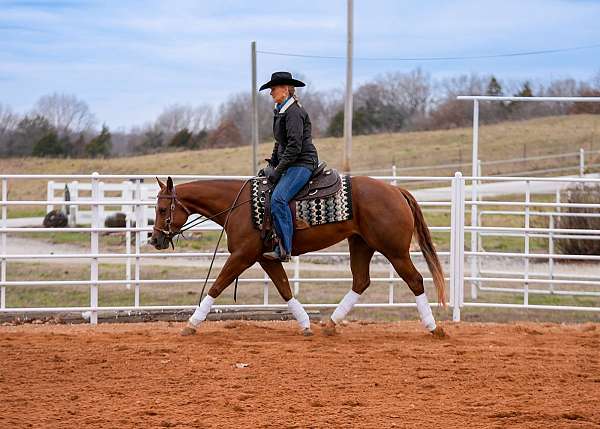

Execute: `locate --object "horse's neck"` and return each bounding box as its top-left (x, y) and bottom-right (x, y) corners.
top-left (178, 180), bottom-right (243, 225)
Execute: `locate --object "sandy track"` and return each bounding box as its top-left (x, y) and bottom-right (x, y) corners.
top-left (1, 321), bottom-right (599, 428)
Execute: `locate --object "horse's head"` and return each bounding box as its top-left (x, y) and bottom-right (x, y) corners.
top-left (149, 177), bottom-right (191, 250)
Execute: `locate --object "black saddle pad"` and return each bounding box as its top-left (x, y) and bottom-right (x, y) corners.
top-left (250, 175), bottom-right (353, 229)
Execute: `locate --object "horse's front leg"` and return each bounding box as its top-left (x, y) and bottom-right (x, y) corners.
top-left (181, 253), bottom-right (254, 336)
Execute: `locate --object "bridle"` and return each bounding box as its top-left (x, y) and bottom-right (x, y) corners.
top-left (153, 186), bottom-right (193, 249)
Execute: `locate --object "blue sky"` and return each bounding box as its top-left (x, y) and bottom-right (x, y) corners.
top-left (1, 0), bottom-right (600, 129)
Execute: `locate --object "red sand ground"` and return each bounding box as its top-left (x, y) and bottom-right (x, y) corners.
top-left (1, 320), bottom-right (599, 429)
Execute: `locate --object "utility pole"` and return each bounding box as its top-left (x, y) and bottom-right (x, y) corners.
top-left (251, 41), bottom-right (259, 174)
top-left (342, 0), bottom-right (353, 172)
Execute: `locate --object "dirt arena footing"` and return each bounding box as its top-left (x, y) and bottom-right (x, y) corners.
top-left (1, 320), bottom-right (599, 428)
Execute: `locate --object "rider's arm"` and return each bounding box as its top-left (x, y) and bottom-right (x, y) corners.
top-left (269, 141), bottom-right (279, 166)
top-left (274, 107), bottom-right (303, 175)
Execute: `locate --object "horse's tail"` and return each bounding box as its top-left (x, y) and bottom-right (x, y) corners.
top-left (399, 188), bottom-right (447, 307)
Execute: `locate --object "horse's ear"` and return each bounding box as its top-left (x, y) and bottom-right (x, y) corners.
top-left (156, 177), bottom-right (166, 190)
top-left (167, 176), bottom-right (174, 192)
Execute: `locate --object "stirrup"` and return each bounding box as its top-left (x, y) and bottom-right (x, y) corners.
top-left (262, 247), bottom-right (291, 262)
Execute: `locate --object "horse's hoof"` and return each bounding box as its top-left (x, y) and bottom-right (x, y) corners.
top-left (431, 326), bottom-right (447, 338)
top-left (302, 328), bottom-right (314, 337)
top-left (322, 320), bottom-right (337, 336)
top-left (180, 325), bottom-right (197, 336)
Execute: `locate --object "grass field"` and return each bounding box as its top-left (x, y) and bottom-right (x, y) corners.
top-left (2, 114), bottom-right (600, 203)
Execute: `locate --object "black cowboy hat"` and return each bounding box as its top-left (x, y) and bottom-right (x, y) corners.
top-left (259, 71), bottom-right (306, 91)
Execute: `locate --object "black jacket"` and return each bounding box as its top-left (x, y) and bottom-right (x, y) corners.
top-left (270, 100), bottom-right (318, 175)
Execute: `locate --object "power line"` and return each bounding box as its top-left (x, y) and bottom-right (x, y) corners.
top-left (257, 43), bottom-right (600, 62)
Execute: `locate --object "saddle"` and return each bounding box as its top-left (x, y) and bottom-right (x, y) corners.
top-left (257, 161), bottom-right (342, 249)
top-left (264, 161), bottom-right (341, 201)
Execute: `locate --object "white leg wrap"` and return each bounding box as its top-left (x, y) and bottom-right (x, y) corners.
top-left (415, 292), bottom-right (436, 331)
top-left (287, 298), bottom-right (310, 329)
top-left (189, 295), bottom-right (215, 326)
top-left (331, 290), bottom-right (361, 324)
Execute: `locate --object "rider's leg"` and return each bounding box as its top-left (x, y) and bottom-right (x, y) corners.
top-left (269, 166), bottom-right (312, 256)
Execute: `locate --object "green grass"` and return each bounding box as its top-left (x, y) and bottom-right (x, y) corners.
top-left (7, 207), bottom-right (46, 219)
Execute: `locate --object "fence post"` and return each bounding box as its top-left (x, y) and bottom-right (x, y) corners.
top-left (450, 172), bottom-right (465, 322)
top-left (134, 179), bottom-right (142, 307)
top-left (1, 178), bottom-right (7, 309)
top-left (524, 181), bottom-right (530, 306)
top-left (470, 161), bottom-right (479, 300)
top-left (70, 181), bottom-right (78, 226)
top-left (46, 180), bottom-right (54, 214)
top-left (579, 148), bottom-right (585, 177)
top-left (90, 172), bottom-right (100, 324)
top-left (263, 272), bottom-right (269, 305)
top-left (548, 213), bottom-right (554, 294)
top-left (293, 256), bottom-right (300, 296)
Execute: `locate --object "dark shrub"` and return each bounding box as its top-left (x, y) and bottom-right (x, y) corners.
top-left (556, 184), bottom-right (600, 255)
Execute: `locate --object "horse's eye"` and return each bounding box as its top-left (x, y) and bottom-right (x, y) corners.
top-left (159, 208), bottom-right (167, 215)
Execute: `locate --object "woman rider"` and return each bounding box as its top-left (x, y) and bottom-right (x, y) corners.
top-left (259, 71), bottom-right (318, 262)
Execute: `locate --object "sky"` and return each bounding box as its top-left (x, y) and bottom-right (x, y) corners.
top-left (1, 0), bottom-right (600, 130)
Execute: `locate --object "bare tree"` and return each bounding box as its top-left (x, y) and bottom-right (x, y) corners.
top-left (0, 103), bottom-right (19, 138)
top-left (297, 87), bottom-right (343, 137)
top-left (156, 103), bottom-right (214, 135)
top-left (593, 70), bottom-right (600, 90)
top-left (219, 92), bottom-right (272, 144)
top-left (33, 93), bottom-right (96, 135)
top-left (376, 68), bottom-right (432, 122)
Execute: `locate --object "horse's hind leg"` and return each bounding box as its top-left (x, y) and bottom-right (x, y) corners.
top-left (388, 253), bottom-right (443, 336)
top-left (323, 235), bottom-right (374, 335)
top-left (259, 259), bottom-right (312, 336)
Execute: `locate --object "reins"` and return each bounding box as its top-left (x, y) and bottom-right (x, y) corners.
top-left (195, 179), bottom-right (252, 305)
top-left (155, 178), bottom-right (254, 306)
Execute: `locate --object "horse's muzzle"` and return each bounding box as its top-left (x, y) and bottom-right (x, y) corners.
top-left (150, 233), bottom-right (170, 250)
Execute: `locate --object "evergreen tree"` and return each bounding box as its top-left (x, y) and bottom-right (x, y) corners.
top-left (190, 128), bottom-right (209, 149)
top-left (486, 76), bottom-right (503, 96)
top-left (140, 129), bottom-right (164, 153)
top-left (326, 110), bottom-right (344, 137)
top-left (10, 115), bottom-right (52, 156)
top-left (515, 81), bottom-right (533, 97)
top-left (168, 128), bottom-right (192, 148)
top-left (32, 130), bottom-right (67, 157)
top-left (85, 124), bottom-right (112, 158)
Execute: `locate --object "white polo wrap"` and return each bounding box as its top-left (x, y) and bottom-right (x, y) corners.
top-left (287, 298), bottom-right (310, 329)
top-left (415, 292), bottom-right (436, 331)
top-left (331, 290), bottom-right (361, 324)
top-left (189, 295), bottom-right (215, 326)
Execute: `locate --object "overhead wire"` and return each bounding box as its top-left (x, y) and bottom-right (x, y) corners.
top-left (257, 43), bottom-right (600, 62)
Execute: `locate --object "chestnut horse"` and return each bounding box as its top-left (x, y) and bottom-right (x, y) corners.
top-left (150, 176), bottom-right (446, 337)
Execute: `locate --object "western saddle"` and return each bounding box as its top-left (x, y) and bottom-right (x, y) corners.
top-left (257, 161), bottom-right (342, 247)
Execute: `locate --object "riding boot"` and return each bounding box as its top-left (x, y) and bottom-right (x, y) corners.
top-left (262, 245), bottom-right (290, 262)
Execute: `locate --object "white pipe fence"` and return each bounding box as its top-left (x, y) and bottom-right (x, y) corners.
top-left (1, 172), bottom-right (599, 323)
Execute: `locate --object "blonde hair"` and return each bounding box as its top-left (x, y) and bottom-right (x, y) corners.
top-left (288, 85), bottom-right (301, 105)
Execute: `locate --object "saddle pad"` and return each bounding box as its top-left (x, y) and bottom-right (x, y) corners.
top-left (250, 175), bottom-right (353, 229)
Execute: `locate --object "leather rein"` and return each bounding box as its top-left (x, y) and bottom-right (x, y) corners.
top-left (153, 180), bottom-right (253, 304)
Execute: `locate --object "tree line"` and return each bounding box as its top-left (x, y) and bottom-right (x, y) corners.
top-left (1, 69), bottom-right (599, 158)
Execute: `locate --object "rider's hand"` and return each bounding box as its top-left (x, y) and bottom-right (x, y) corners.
top-left (267, 167), bottom-right (282, 184)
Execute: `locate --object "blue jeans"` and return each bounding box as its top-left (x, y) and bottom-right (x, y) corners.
top-left (271, 166), bottom-right (313, 254)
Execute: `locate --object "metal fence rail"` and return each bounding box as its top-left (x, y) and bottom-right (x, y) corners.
top-left (1, 172), bottom-right (599, 323)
